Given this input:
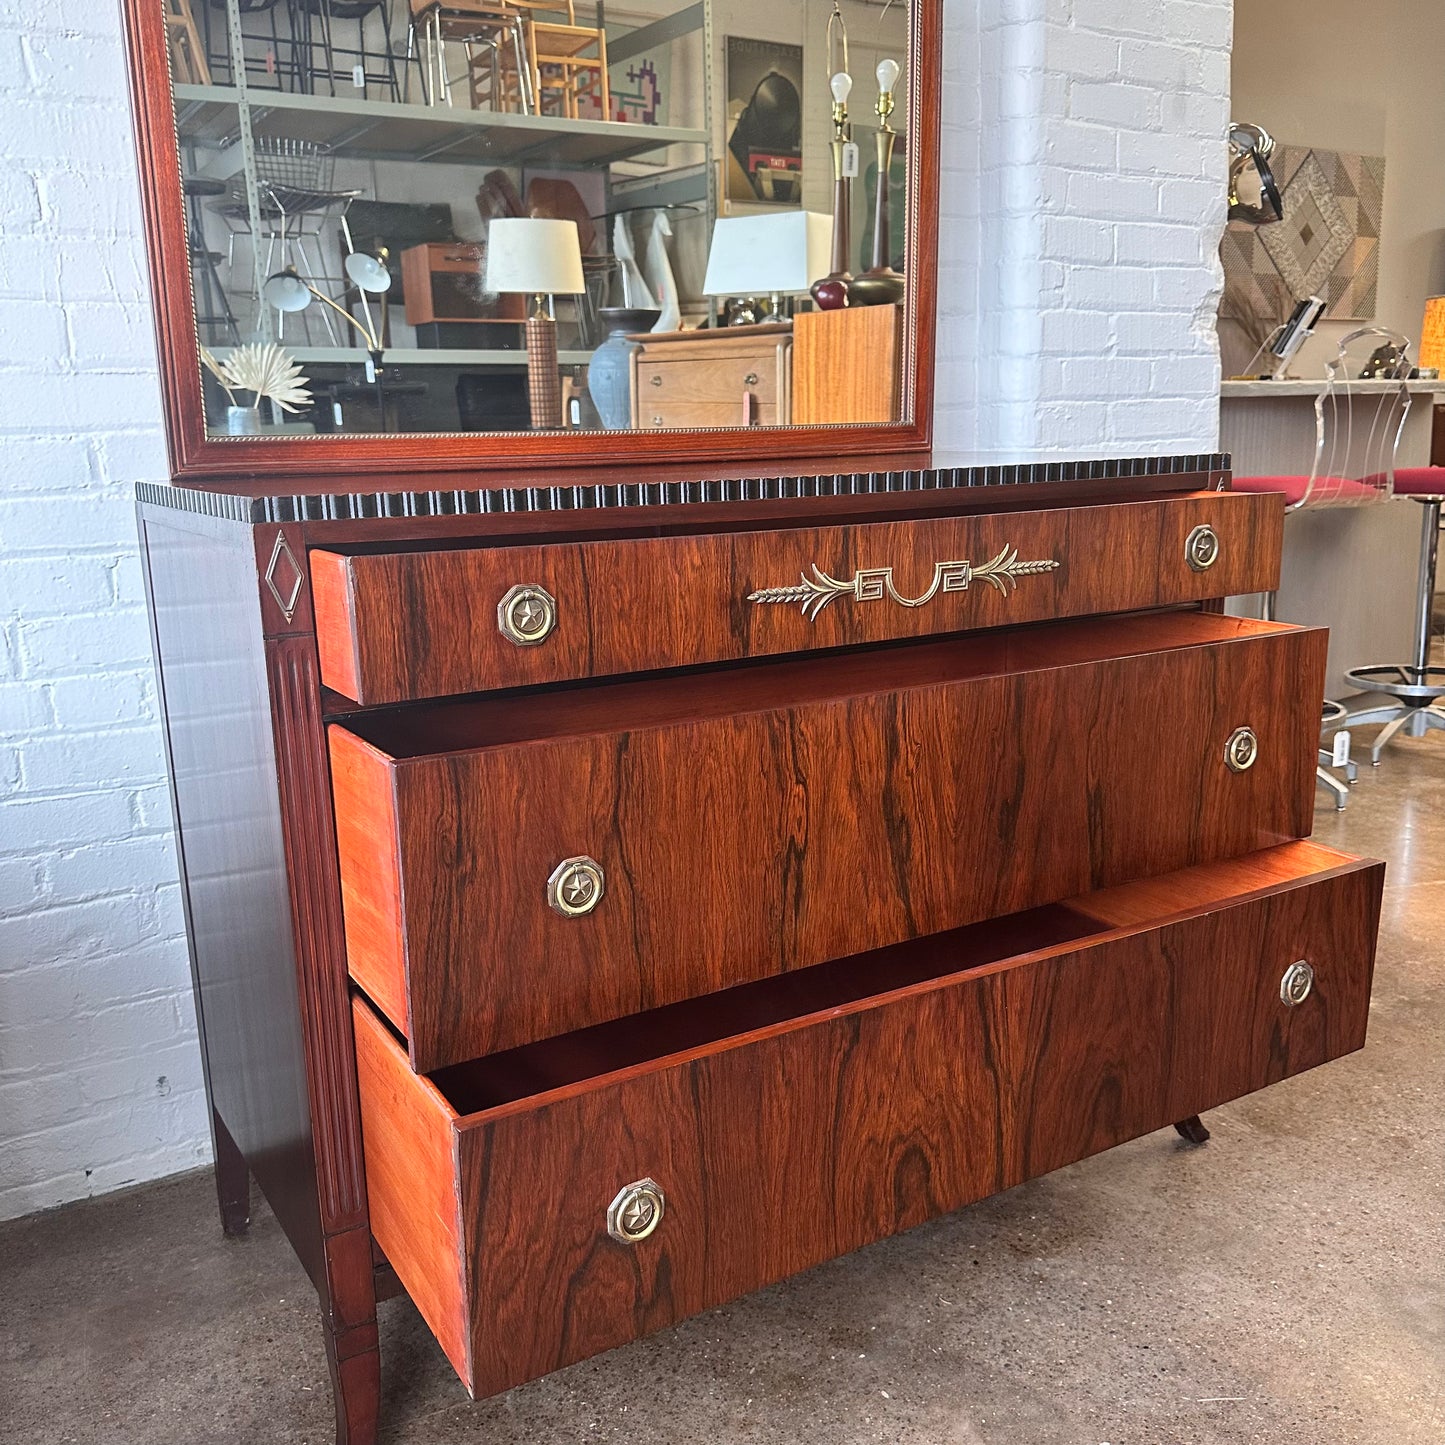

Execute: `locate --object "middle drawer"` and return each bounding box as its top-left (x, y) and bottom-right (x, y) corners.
top-left (331, 610), bottom-right (1325, 1070)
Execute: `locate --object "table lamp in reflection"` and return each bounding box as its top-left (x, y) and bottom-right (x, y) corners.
top-left (485, 218), bottom-right (585, 429)
top-left (703, 212), bottom-right (833, 325)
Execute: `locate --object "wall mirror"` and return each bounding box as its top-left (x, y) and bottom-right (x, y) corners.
top-left (124, 0), bottom-right (939, 479)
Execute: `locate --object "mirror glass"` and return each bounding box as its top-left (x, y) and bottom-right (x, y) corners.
top-left (164, 0), bottom-right (914, 438)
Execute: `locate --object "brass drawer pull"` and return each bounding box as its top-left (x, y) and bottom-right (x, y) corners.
top-left (498, 583), bottom-right (556, 646)
top-left (1185, 524), bottom-right (1221, 571)
top-left (1280, 960), bottom-right (1314, 1006)
top-left (649, 374), bottom-right (663, 387)
top-left (743, 371), bottom-right (759, 385)
top-left (1224, 726), bottom-right (1259, 772)
top-left (607, 1178), bottom-right (664, 1242)
top-left (747, 547), bottom-right (1060, 621)
top-left (547, 855), bottom-right (604, 917)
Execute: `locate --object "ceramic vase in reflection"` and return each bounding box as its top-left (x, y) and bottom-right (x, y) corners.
top-left (587, 307), bottom-right (661, 429)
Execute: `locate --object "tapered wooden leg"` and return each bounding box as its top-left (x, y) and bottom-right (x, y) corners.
top-left (1173, 1115), bottom-right (1211, 1145)
top-left (325, 1318), bottom-right (381, 1445)
top-left (213, 1109), bottom-right (251, 1237)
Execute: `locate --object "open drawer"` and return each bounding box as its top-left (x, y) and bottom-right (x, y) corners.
top-left (353, 841), bottom-right (1383, 1399)
top-left (312, 491), bottom-right (1282, 703)
top-left (332, 610), bottom-right (1325, 1069)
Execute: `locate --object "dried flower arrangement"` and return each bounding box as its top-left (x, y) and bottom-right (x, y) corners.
top-left (200, 343), bottom-right (313, 414)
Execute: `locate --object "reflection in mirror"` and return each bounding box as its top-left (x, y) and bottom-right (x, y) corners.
top-left (166, 0), bottom-right (913, 438)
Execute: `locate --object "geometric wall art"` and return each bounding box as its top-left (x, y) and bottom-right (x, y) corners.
top-left (1221, 144), bottom-right (1386, 324)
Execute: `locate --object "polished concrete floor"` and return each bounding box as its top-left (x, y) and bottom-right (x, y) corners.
top-left (4, 732), bottom-right (1443, 1445)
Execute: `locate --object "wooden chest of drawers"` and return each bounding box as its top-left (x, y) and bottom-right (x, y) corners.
top-left (629, 325), bottom-right (793, 429)
top-left (138, 456), bottom-right (1384, 1444)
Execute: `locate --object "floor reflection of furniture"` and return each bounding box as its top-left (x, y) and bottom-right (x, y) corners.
top-left (630, 325), bottom-right (792, 429)
top-left (165, 0), bottom-right (210, 83)
top-left (793, 304), bottom-right (903, 424)
top-left (1221, 377), bottom-right (1445, 695)
top-left (1343, 467), bottom-right (1445, 762)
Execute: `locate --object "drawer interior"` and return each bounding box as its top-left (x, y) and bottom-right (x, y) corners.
top-left (339, 609), bottom-right (1299, 758)
top-left (420, 839), bottom-right (1360, 1122)
top-left (354, 839), bottom-right (1382, 1400)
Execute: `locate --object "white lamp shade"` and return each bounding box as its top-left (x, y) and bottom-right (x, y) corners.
top-left (702, 212), bottom-right (834, 297)
top-left (485, 217), bottom-right (586, 295)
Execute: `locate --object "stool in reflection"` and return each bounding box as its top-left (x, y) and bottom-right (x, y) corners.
top-left (288, 0), bottom-right (403, 101)
top-left (183, 176), bottom-right (240, 345)
top-left (406, 0), bottom-right (535, 112)
top-left (165, 0), bottom-right (211, 83)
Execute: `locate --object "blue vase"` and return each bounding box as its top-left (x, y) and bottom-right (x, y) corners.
top-left (588, 307), bottom-right (660, 429)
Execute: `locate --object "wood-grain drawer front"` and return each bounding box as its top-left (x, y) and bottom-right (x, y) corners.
top-left (311, 491), bottom-right (1282, 704)
top-left (636, 354), bottom-right (782, 400)
top-left (332, 612), bottom-right (1325, 1069)
top-left (636, 401), bottom-right (782, 428)
top-left (352, 842), bottom-right (1383, 1400)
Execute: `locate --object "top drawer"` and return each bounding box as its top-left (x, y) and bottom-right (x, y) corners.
top-left (311, 491), bottom-right (1282, 704)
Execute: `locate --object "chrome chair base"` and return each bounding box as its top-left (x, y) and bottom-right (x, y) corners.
top-left (1318, 700), bottom-right (1355, 809)
top-left (1342, 698), bottom-right (1445, 765)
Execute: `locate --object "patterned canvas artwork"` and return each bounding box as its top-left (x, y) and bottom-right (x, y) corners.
top-left (1221, 144), bottom-right (1386, 323)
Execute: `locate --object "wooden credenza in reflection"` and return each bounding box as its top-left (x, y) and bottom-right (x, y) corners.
top-left (139, 455), bottom-right (1383, 1443)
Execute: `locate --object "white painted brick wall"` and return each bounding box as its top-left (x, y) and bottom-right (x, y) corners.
top-left (0, 0), bottom-right (208, 1222)
top-left (0, 0), bottom-right (1234, 1221)
top-left (935, 0), bottom-right (1232, 462)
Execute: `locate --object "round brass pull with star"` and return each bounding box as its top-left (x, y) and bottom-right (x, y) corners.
top-left (1224, 726), bottom-right (1259, 773)
top-left (547, 855), bottom-right (605, 917)
top-left (497, 583), bottom-right (556, 646)
top-left (1185, 523), bottom-right (1221, 572)
top-left (607, 1178), bottom-right (664, 1243)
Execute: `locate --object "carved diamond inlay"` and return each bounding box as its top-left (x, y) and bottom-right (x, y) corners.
top-left (265, 530), bottom-right (304, 622)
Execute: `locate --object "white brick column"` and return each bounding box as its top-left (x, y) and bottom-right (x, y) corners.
top-left (0, 0), bottom-right (207, 1220)
top-left (935, 0), bottom-right (1233, 463)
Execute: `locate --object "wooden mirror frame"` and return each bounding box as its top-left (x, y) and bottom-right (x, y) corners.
top-left (120, 0), bottom-right (941, 485)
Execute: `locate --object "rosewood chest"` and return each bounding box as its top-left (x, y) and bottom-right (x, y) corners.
top-left (139, 456), bottom-right (1383, 1440)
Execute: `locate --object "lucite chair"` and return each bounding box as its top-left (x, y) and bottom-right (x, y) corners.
top-left (1233, 326), bottom-right (1415, 804)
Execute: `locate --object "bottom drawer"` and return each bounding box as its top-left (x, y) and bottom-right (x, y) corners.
top-left (354, 841), bottom-right (1382, 1399)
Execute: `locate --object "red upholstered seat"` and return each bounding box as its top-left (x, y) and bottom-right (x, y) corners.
top-left (1231, 474), bottom-right (1378, 506)
top-left (1392, 467), bottom-right (1445, 498)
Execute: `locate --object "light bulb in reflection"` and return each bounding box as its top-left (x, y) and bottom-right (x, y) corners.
top-left (876, 57), bottom-right (900, 98)
top-left (344, 251), bottom-right (392, 294)
top-left (830, 70), bottom-right (852, 105)
top-left (262, 269), bottom-right (312, 313)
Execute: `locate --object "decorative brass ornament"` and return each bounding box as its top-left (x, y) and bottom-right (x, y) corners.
top-left (747, 547), bottom-right (1061, 621)
top-left (1280, 960), bottom-right (1315, 1007)
top-left (498, 583), bottom-right (556, 646)
top-left (546, 855), bottom-right (604, 917)
top-left (1185, 524), bottom-right (1221, 572)
top-left (1225, 726), bottom-right (1259, 773)
top-left (607, 1178), bottom-right (665, 1243)
top-left (264, 530), bottom-right (305, 623)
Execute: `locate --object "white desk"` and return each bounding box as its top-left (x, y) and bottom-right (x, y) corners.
top-left (1220, 379), bottom-right (1444, 697)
